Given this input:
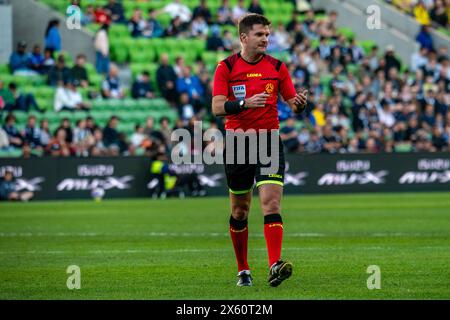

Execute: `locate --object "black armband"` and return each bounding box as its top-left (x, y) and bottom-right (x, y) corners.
top-left (224, 100), bottom-right (245, 115)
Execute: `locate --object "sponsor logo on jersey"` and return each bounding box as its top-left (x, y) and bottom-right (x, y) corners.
top-left (232, 85), bottom-right (246, 99)
top-left (247, 73), bottom-right (262, 78)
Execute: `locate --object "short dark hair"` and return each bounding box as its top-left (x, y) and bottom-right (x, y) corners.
top-left (238, 13), bottom-right (271, 35)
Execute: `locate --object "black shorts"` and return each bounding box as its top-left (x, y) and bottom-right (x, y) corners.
top-left (223, 131), bottom-right (285, 194)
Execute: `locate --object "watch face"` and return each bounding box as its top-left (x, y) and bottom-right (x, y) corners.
top-left (240, 100), bottom-right (245, 107)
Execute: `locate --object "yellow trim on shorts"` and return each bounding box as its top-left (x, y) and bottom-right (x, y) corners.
top-left (229, 187), bottom-right (253, 195)
top-left (256, 180), bottom-right (284, 188)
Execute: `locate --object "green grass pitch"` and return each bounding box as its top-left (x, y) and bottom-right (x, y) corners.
top-left (0, 192), bottom-right (449, 299)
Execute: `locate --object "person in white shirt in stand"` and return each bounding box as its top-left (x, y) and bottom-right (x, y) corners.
top-left (161, 0), bottom-right (192, 29)
top-left (54, 80), bottom-right (91, 112)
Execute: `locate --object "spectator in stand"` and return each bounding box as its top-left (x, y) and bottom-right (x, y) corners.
top-left (162, 0), bottom-right (192, 28)
top-left (217, 0), bottom-right (234, 25)
top-left (7, 83), bottom-right (44, 113)
top-left (156, 53), bottom-right (178, 105)
top-left (29, 45), bottom-right (46, 75)
top-left (86, 116), bottom-right (100, 135)
top-left (0, 170), bottom-right (33, 202)
top-left (24, 115), bottom-right (42, 150)
top-left (191, 16), bottom-right (209, 39)
top-left (90, 128), bottom-right (108, 156)
top-left (143, 9), bottom-right (164, 38)
top-left (430, 0), bottom-right (448, 27)
top-left (71, 54), bottom-right (89, 88)
top-left (82, 4), bottom-right (95, 25)
top-left (410, 46), bottom-right (429, 72)
top-left (222, 30), bottom-right (235, 51)
top-left (94, 5), bottom-right (111, 25)
top-left (94, 23), bottom-right (110, 75)
top-left (44, 19), bottom-right (61, 55)
top-left (2, 114), bottom-right (23, 149)
top-left (102, 64), bottom-right (125, 99)
top-left (54, 80), bottom-right (91, 112)
top-left (128, 9), bottom-right (146, 38)
top-left (176, 66), bottom-right (204, 112)
top-left (413, 0), bottom-right (431, 25)
top-left (9, 41), bottom-right (36, 76)
top-left (39, 119), bottom-right (51, 147)
top-left (193, 0), bottom-right (213, 25)
top-left (416, 24), bottom-right (435, 52)
top-left (232, 0), bottom-right (247, 23)
top-left (103, 115), bottom-right (120, 149)
top-left (104, 0), bottom-right (126, 24)
top-left (248, 0), bottom-right (264, 15)
top-left (165, 16), bottom-right (184, 37)
top-left (130, 124), bottom-right (146, 149)
top-left (73, 119), bottom-right (93, 157)
top-left (384, 45), bottom-right (401, 76)
top-left (0, 81), bottom-right (15, 111)
top-left (45, 127), bottom-right (74, 157)
top-left (48, 54), bottom-right (72, 87)
top-left (178, 92), bottom-right (195, 120)
top-left (280, 117), bottom-right (300, 152)
top-left (131, 71), bottom-right (155, 99)
top-left (41, 48), bottom-right (55, 74)
top-left (0, 127), bottom-right (9, 150)
top-left (159, 117), bottom-right (172, 147)
top-left (206, 25), bottom-right (225, 51)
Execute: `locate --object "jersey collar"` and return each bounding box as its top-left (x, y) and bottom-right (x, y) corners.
top-left (238, 52), bottom-right (265, 65)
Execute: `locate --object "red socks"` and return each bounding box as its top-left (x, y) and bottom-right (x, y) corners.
top-left (229, 216), bottom-right (249, 272)
top-left (264, 214), bottom-right (284, 267)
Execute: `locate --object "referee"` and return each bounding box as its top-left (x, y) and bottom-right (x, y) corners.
top-left (212, 13), bottom-right (308, 287)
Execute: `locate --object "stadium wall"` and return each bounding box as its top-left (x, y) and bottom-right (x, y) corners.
top-left (11, 0), bottom-right (95, 63)
top-left (0, 1), bottom-right (13, 64)
top-left (1, 153), bottom-right (449, 200)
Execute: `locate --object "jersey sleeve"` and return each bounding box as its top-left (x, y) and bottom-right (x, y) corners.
top-left (278, 62), bottom-right (297, 101)
top-left (212, 61), bottom-right (230, 97)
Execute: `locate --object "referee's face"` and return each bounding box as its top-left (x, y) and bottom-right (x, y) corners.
top-left (241, 24), bottom-right (270, 56)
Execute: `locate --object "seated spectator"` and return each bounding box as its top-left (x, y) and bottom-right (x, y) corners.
top-left (143, 117), bottom-right (165, 144)
top-left (0, 170), bottom-right (33, 202)
top-left (178, 92), bottom-right (195, 120)
top-left (0, 81), bottom-right (15, 111)
top-left (24, 115), bottom-right (43, 150)
top-left (165, 16), bottom-right (184, 37)
top-left (45, 127), bottom-right (75, 157)
top-left (143, 9), bottom-right (164, 38)
top-left (29, 44), bottom-right (46, 74)
top-left (222, 30), bottom-right (234, 51)
top-left (159, 117), bottom-right (173, 146)
top-left (176, 66), bottom-right (204, 112)
top-left (9, 41), bottom-right (36, 76)
top-left (103, 116), bottom-right (120, 149)
top-left (42, 48), bottom-right (55, 74)
top-left (71, 54), bottom-right (89, 88)
top-left (101, 64), bottom-right (125, 99)
top-left (156, 54), bottom-right (178, 105)
top-left (217, 0), bottom-right (234, 25)
top-left (89, 128), bottom-right (108, 156)
top-left (248, 0), bottom-right (264, 15)
top-left (86, 116), bottom-right (100, 135)
top-left (128, 9), bottom-right (146, 38)
top-left (0, 127), bottom-right (9, 150)
top-left (430, 0), bottom-right (448, 27)
top-left (280, 118), bottom-right (300, 152)
top-left (191, 16), bottom-right (209, 39)
top-left (131, 71), bottom-right (155, 99)
top-left (206, 25), bottom-right (225, 51)
top-left (6, 83), bottom-right (44, 113)
top-left (410, 46), bottom-right (429, 72)
top-left (349, 38), bottom-right (364, 63)
top-left (162, 0), bottom-right (192, 26)
top-left (268, 23), bottom-right (291, 52)
top-left (416, 25), bottom-right (435, 52)
top-left (54, 80), bottom-right (91, 112)
top-left (130, 124), bottom-right (146, 148)
top-left (193, 0), bottom-right (212, 25)
top-left (73, 119), bottom-right (93, 157)
top-left (104, 0), bottom-right (126, 24)
top-left (48, 54), bottom-right (72, 87)
top-left (94, 6), bottom-right (112, 25)
top-left (2, 113), bottom-right (24, 149)
top-left (232, 0), bottom-right (247, 23)
top-left (82, 4), bottom-right (95, 25)
top-left (39, 119), bottom-right (52, 147)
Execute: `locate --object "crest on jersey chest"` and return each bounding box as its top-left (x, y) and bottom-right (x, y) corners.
top-left (232, 85), bottom-right (246, 99)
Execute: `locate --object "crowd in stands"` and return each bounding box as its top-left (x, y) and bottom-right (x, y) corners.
top-left (1, 0), bottom-right (449, 158)
top-left (386, 0), bottom-right (449, 29)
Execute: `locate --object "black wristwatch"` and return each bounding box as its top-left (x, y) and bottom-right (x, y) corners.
top-left (239, 99), bottom-right (246, 109)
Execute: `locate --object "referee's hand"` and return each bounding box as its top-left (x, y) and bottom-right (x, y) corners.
top-left (293, 90), bottom-right (308, 113)
top-left (244, 92), bottom-right (270, 108)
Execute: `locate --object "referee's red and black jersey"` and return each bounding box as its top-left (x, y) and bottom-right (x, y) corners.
top-left (213, 52), bottom-right (297, 131)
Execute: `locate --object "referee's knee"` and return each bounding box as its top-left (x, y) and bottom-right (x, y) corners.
top-left (261, 198), bottom-right (281, 215)
top-left (231, 204), bottom-right (250, 220)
